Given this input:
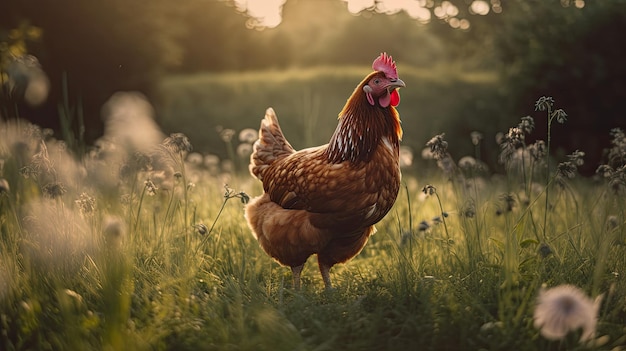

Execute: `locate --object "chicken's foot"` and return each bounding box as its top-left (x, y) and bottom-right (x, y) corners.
top-left (291, 264), bottom-right (304, 290)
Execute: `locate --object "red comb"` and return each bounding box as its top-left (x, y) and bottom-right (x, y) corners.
top-left (372, 52), bottom-right (398, 79)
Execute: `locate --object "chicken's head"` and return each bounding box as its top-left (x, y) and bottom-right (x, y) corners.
top-left (363, 53), bottom-right (405, 108)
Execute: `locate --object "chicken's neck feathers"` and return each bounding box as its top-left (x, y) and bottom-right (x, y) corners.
top-left (324, 94), bottom-right (402, 164)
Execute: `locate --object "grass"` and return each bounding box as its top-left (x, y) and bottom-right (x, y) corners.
top-left (1, 91), bottom-right (626, 351)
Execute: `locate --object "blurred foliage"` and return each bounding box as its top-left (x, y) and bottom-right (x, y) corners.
top-left (491, 0), bottom-right (626, 173)
top-left (0, 0), bottom-right (625, 173)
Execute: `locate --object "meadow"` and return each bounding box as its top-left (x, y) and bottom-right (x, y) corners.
top-left (1, 71), bottom-right (625, 351)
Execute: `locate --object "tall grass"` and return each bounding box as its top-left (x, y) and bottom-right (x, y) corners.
top-left (0, 94), bottom-right (625, 351)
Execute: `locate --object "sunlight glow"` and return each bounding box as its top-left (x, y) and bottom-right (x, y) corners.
top-left (233, 0), bottom-right (286, 29)
top-left (469, 0), bottom-right (490, 15)
top-left (344, 0), bottom-right (432, 23)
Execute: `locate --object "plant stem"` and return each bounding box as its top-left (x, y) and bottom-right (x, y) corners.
top-left (543, 107), bottom-right (553, 241)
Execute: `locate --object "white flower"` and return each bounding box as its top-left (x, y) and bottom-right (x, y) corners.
top-left (533, 284), bottom-right (603, 342)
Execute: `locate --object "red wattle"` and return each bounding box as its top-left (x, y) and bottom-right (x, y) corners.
top-left (390, 90), bottom-right (400, 107)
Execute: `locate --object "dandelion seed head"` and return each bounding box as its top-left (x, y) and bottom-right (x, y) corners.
top-left (533, 284), bottom-right (602, 342)
top-left (557, 161), bottom-right (577, 180)
top-left (426, 133), bottom-right (448, 160)
top-left (186, 152), bottom-right (204, 166)
top-left (528, 140), bottom-right (547, 161)
top-left (237, 143), bottom-right (253, 158)
top-left (75, 192), bottom-right (96, 215)
top-left (470, 131), bottom-right (483, 146)
top-left (204, 154), bottom-right (220, 168)
top-left (163, 133), bottom-right (193, 154)
top-left (144, 179), bottom-right (158, 196)
top-left (42, 182), bottom-right (67, 199)
top-left (219, 128), bottom-right (236, 143)
top-left (101, 92), bottom-right (164, 154)
top-left (238, 128), bottom-right (258, 144)
top-left (458, 156), bottom-right (476, 169)
top-left (103, 215), bottom-right (126, 248)
top-left (421, 147), bottom-right (434, 160)
top-left (399, 146), bottom-right (413, 168)
top-left (518, 116), bottom-right (535, 134)
top-left (568, 150), bottom-right (585, 166)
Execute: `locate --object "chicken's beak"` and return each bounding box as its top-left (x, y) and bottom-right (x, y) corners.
top-left (388, 78), bottom-right (406, 90)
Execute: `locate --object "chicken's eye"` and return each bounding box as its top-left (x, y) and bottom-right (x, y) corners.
top-left (373, 79), bottom-right (380, 85)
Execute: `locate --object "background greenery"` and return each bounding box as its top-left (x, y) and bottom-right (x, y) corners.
top-left (1, 0), bottom-right (625, 173)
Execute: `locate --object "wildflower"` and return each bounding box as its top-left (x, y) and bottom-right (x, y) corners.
top-left (499, 127), bottom-right (525, 164)
top-left (426, 133), bottom-right (448, 161)
top-left (538, 242), bottom-right (553, 258)
top-left (518, 116), bottom-right (535, 134)
top-left (421, 147), bottom-right (434, 160)
top-left (470, 131), bottom-right (483, 146)
top-left (552, 109), bottom-right (568, 124)
top-left (75, 192), bottom-right (96, 215)
top-left (42, 182), bottom-right (66, 199)
top-left (236, 143), bottom-right (253, 158)
top-left (556, 162), bottom-right (577, 180)
top-left (500, 193), bottom-right (516, 212)
top-left (193, 223), bottom-right (209, 235)
top-left (463, 201), bottom-right (476, 218)
top-left (596, 164), bottom-right (613, 178)
top-left (163, 133), bottom-right (193, 154)
top-left (567, 150), bottom-right (585, 167)
top-left (144, 179), bottom-right (158, 196)
top-left (132, 151), bottom-right (153, 171)
top-left (437, 155), bottom-right (456, 176)
top-left (606, 128), bottom-right (626, 167)
top-left (219, 128), bottom-right (236, 143)
top-left (223, 185), bottom-right (250, 204)
top-left (458, 156), bottom-right (477, 170)
top-left (30, 141), bottom-right (54, 175)
top-left (0, 178), bottom-right (9, 194)
top-left (528, 140), bottom-right (547, 161)
top-left (120, 194), bottom-right (132, 206)
top-left (534, 96), bottom-right (555, 112)
top-left (186, 152), bottom-right (204, 166)
top-left (533, 284), bottom-right (603, 342)
top-left (204, 154), bottom-right (220, 168)
top-left (422, 185), bottom-right (436, 196)
top-left (238, 128), bottom-right (259, 144)
top-left (417, 220), bottom-right (430, 231)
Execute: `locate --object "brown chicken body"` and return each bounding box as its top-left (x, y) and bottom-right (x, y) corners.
top-left (245, 53), bottom-right (405, 289)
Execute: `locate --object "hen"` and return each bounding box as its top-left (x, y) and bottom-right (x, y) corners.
top-left (245, 53), bottom-right (405, 290)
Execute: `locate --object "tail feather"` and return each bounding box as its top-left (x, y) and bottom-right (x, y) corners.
top-left (249, 108), bottom-right (295, 180)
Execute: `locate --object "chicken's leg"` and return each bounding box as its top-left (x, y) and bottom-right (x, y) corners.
top-left (319, 263), bottom-right (333, 290)
top-left (291, 264), bottom-right (304, 290)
